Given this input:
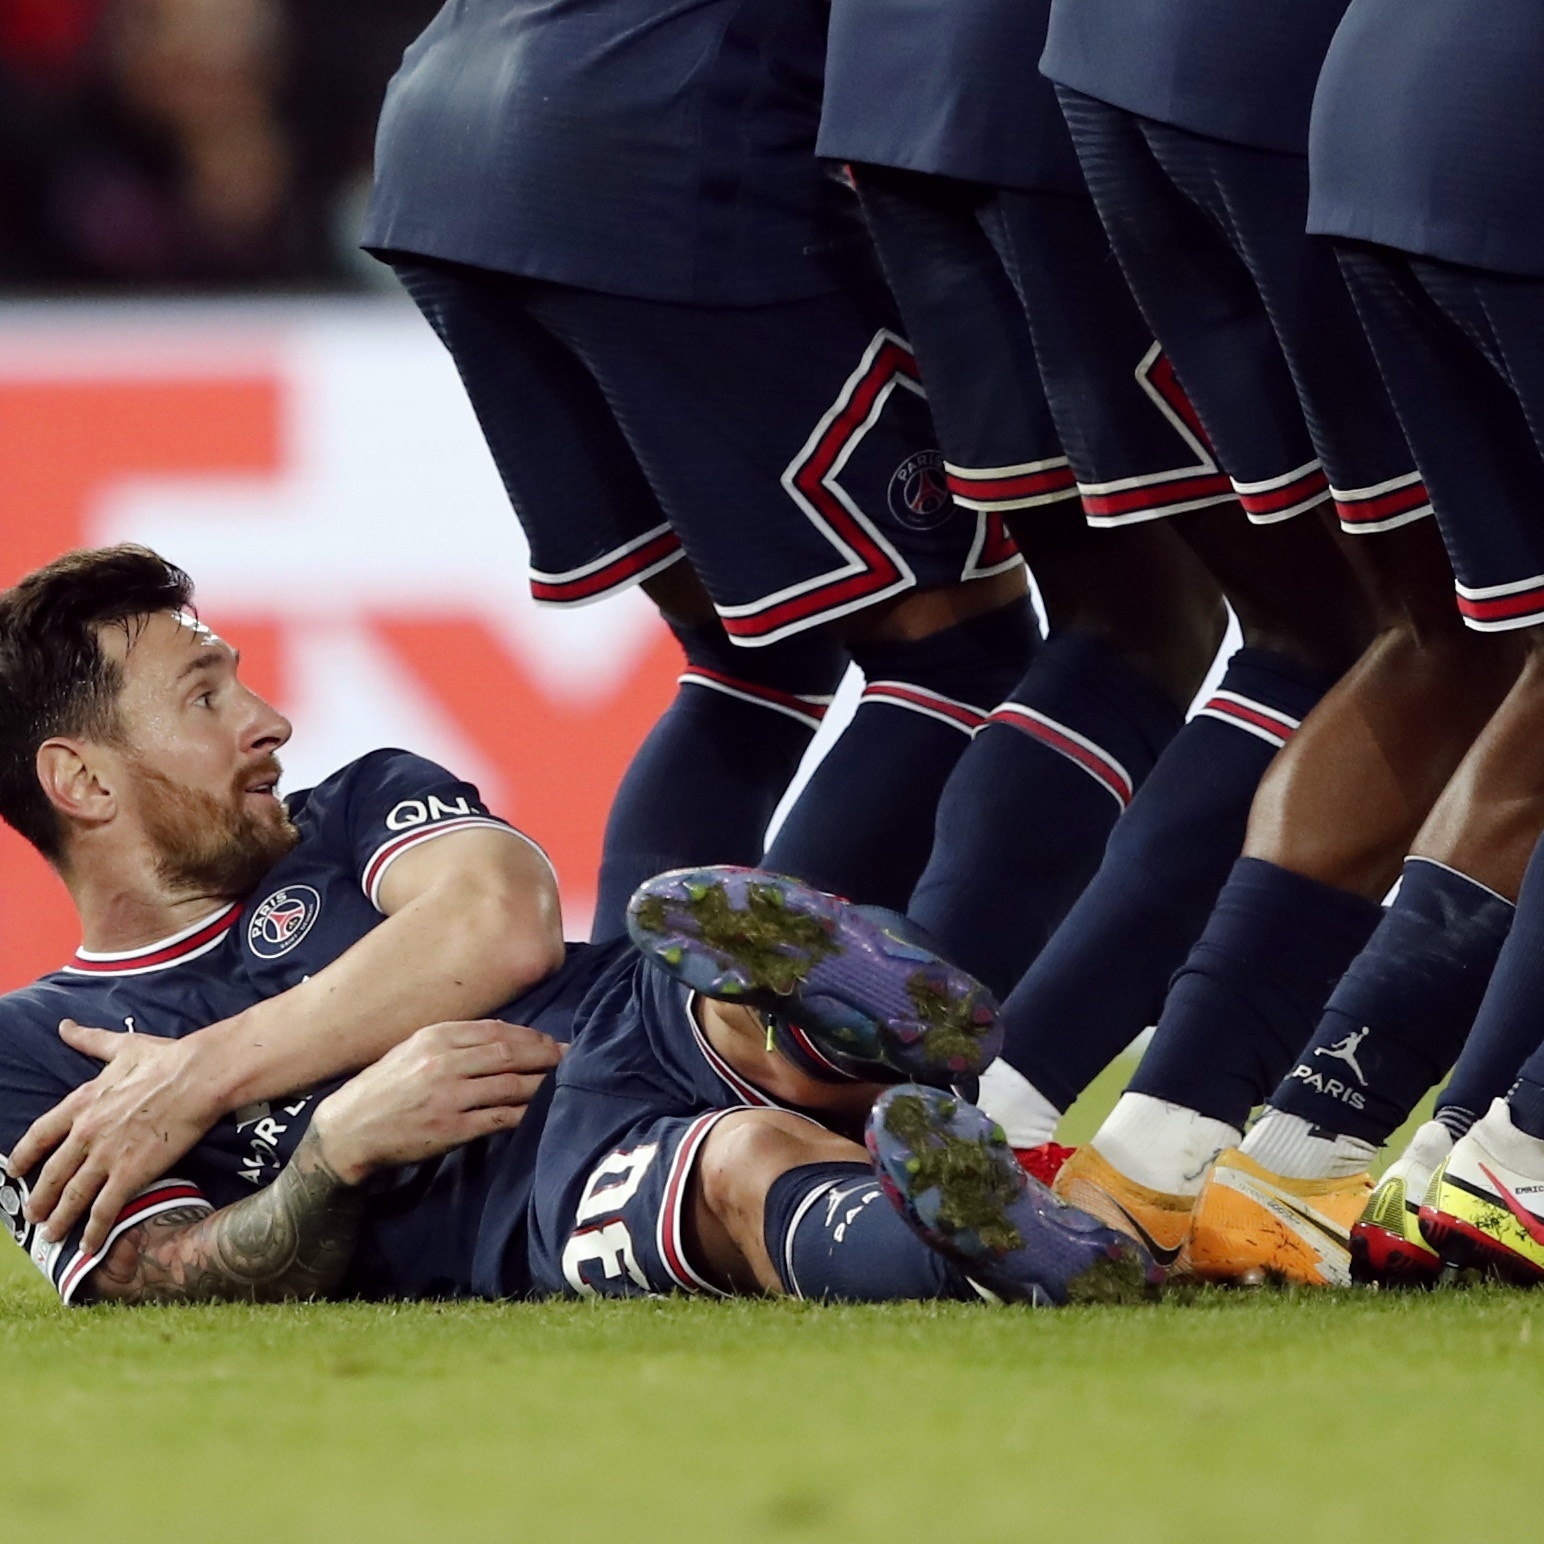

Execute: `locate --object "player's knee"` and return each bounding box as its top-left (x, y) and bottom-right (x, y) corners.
top-left (695, 1112), bottom-right (842, 1229)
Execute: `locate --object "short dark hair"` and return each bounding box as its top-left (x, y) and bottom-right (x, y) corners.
top-left (0, 545), bottom-right (194, 861)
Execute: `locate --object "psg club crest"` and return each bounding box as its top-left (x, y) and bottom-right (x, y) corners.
top-left (248, 885), bottom-right (322, 960)
top-left (887, 449), bottom-right (953, 530)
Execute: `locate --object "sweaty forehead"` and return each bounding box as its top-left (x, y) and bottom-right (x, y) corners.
top-left (101, 609), bottom-right (230, 678)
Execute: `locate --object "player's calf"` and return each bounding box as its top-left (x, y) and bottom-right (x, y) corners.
top-left (688, 1108), bottom-right (974, 1300)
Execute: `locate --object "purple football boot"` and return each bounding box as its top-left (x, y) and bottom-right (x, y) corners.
top-left (626, 867), bottom-right (1000, 1085)
top-left (867, 1085), bottom-right (1161, 1306)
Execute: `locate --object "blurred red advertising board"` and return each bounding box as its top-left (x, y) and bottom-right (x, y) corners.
top-left (0, 301), bottom-right (679, 988)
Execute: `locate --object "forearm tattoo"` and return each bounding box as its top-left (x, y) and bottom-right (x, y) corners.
top-left (79, 1129), bottom-right (365, 1305)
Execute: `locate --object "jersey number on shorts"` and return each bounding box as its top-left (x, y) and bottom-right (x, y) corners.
top-left (560, 1143), bottom-right (659, 1295)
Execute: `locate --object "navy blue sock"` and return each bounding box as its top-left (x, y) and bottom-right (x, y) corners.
top-left (593, 621), bottom-right (846, 940)
top-left (999, 648), bottom-right (1335, 1108)
top-left (1128, 858), bottom-right (1385, 1129)
top-left (1507, 1065), bottom-right (1544, 1141)
top-left (762, 1161), bottom-right (970, 1300)
top-left (1270, 859), bottom-right (1514, 1144)
top-left (907, 632), bottom-right (1183, 997)
top-left (764, 599), bottom-right (1036, 910)
top-left (1440, 835), bottom-right (1544, 1137)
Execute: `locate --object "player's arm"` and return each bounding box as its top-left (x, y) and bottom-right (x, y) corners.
top-left (76, 1018), bottom-right (537, 1306)
top-left (193, 824), bottom-right (565, 1107)
top-left (78, 1128), bottom-right (362, 1305)
top-left (14, 826), bottom-right (566, 1253)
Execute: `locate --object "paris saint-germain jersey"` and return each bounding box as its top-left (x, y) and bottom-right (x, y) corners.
top-left (0, 748), bottom-right (603, 1303)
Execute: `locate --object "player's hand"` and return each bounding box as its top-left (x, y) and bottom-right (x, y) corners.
top-left (8, 1020), bottom-right (223, 1254)
top-left (310, 1020), bottom-right (565, 1187)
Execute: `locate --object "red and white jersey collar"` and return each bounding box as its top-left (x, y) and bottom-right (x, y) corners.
top-left (66, 903), bottom-right (242, 977)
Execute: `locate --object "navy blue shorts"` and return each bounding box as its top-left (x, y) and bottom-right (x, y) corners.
top-left (1058, 89), bottom-right (1431, 537)
top-left (524, 957), bottom-right (804, 1297)
top-left (854, 165), bottom-right (1238, 527)
top-left (390, 256), bottom-right (1018, 647)
top-left (1338, 244), bottom-right (1544, 631)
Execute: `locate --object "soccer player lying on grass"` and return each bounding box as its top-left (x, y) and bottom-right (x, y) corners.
top-left (0, 546), bottom-right (1155, 1309)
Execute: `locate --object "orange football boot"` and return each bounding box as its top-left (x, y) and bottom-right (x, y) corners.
top-left (1185, 1149), bottom-right (1371, 1287)
top-left (1051, 1145), bottom-right (1195, 1273)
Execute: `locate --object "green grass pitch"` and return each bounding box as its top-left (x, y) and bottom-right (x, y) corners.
top-left (2, 1062), bottom-right (1539, 1544)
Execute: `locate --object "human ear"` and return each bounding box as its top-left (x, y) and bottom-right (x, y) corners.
top-left (36, 740), bottom-right (116, 828)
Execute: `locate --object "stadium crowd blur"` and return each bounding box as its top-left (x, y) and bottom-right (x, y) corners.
top-left (0, 0), bottom-right (440, 289)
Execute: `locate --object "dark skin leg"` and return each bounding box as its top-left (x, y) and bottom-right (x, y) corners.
top-left (1243, 516), bottom-right (1524, 897)
top-left (1408, 627), bottom-right (1544, 900)
top-left (1006, 502), bottom-right (1226, 709)
top-left (1172, 501), bottom-right (1373, 674)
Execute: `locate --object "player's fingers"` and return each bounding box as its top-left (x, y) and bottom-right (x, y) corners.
top-left (81, 1169), bottom-right (142, 1256)
top-left (440, 1036), bottom-right (561, 1079)
top-left (58, 1019), bottom-right (130, 1063)
top-left (38, 1152), bottom-right (111, 1243)
top-left (7, 1091), bottom-right (86, 1178)
top-left (455, 1102), bottom-right (530, 1140)
top-left (435, 1020), bottom-right (561, 1059)
top-left (22, 1128), bottom-right (93, 1222)
top-left (456, 1071), bottom-right (549, 1111)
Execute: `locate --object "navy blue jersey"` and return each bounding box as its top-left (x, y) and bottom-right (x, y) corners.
top-left (1308, 0), bottom-right (1544, 280)
top-left (817, 0), bottom-right (1083, 195)
top-left (0, 749), bottom-right (592, 1303)
top-left (362, 0), bottom-right (871, 306)
top-left (1041, 0), bottom-right (1350, 156)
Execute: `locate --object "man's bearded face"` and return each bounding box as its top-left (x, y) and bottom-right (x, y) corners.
top-left (132, 752), bottom-right (300, 898)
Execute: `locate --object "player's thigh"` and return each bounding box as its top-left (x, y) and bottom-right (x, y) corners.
top-left (1340, 243), bottom-right (1544, 631)
top-left (529, 1108), bottom-right (740, 1298)
top-left (1428, 263), bottom-right (1544, 472)
top-left (388, 253), bottom-right (685, 606)
top-left (526, 279), bottom-right (1015, 649)
top-left (850, 164), bottom-right (1078, 520)
top-left (530, 1106), bottom-right (845, 1298)
top-left (984, 184), bottom-right (1238, 529)
top-left (1057, 90), bottom-right (1323, 517)
top-left (1147, 133), bottom-right (1432, 544)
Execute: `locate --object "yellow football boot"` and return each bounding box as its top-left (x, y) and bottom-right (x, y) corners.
top-left (1350, 1120), bottom-right (1449, 1286)
top-left (1185, 1149), bottom-right (1371, 1287)
top-left (1419, 1099), bottom-right (1544, 1285)
top-left (1051, 1145), bottom-right (1196, 1273)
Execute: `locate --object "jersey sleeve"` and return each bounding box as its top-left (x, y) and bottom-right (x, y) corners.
top-left (0, 999), bottom-right (213, 1304)
top-left (17, 1176), bottom-right (215, 1305)
top-left (343, 749), bottom-right (554, 912)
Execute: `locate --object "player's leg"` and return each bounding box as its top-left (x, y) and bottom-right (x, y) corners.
top-left (527, 274), bottom-right (1041, 913)
top-left (977, 99), bottom-right (1375, 1165)
top-left (1056, 104), bottom-right (1515, 1194)
top-left (969, 180), bottom-right (1373, 1147)
top-left (1114, 238), bottom-right (1542, 1287)
top-left (1422, 846), bottom-right (1544, 1284)
top-left (762, 569), bottom-right (1038, 910)
top-left (537, 1094), bottom-right (1148, 1304)
top-left (534, 871), bottom-right (1144, 1304)
top-left (1244, 248), bottom-right (1544, 1280)
top-left (843, 163), bottom-right (1221, 993)
top-left (387, 254), bottom-right (844, 940)
top-left (594, 560), bottom-right (848, 938)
